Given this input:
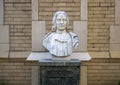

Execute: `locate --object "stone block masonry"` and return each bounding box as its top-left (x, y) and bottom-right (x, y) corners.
top-left (88, 0), bottom-right (115, 52)
top-left (0, 59), bottom-right (120, 85)
top-left (38, 0), bottom-right (81, 33)
top-left (0, 0), bottom-right (3, 24)
top-left (3, 0), bottom-right (117, 53)
top-left (1, 0), bottom-right (120, 85)
top-left (85, 59), bottom-right (120, 85)
top-left (4, 0), bottom-right (32, 51)
top-left (0, 61), bottom-right (32, 85)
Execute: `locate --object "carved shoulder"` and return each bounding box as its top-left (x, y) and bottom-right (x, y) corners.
top-left (43, 32), bottom-right (52, 39)
top-left (69, 32), bottom-right (78, 38)
top-left (69, 32), bottom-right (79, 48)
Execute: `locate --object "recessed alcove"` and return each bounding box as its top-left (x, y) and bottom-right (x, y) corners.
top-left (29, 0), bottom-right (91, 85)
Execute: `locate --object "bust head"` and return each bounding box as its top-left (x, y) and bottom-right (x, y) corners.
top-left (52, 11), bottom-right (69, 32)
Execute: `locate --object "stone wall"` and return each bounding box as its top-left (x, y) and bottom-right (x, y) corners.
top-left (85, 59), bottom-right (120, 85)
top-left (88, 0), bottom-right (115, 52)
top-left (38, 0), bottom-right (81, 33)
top-left (0, 60), bottom-right (32, 85)
top-left (3, 0), bottom-right (119, 55)
top-left (0, 59), bottom-right (120, 85)
top-left (0, 0), bottom-right (120, 85)
top-left (4, 0), bottom-right (32, 51)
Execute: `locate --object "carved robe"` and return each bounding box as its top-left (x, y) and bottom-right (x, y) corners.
top-left (43, 32), bottom-right (79, 56)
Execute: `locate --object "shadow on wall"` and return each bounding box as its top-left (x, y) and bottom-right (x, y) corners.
top-left (0, 80), bottom-right (5, 85)
top-left (118, 80), bottom-right (120, 85)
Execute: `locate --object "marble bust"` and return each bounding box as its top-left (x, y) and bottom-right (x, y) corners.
top-left (43, 11), bottom-right (79, 57)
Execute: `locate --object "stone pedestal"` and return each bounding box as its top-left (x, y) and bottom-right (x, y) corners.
top-left (27, 52), bottom-right (91, 85)
top-left (39, 59), bottom-right (81, 85)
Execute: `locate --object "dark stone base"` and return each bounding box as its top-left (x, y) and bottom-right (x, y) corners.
top-left (39, 59), bottom-right (81, 85)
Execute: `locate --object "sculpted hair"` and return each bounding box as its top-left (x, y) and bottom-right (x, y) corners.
top-left (52, 11), bottom-right (69, 31)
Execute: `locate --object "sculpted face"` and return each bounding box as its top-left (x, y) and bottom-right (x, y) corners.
top-left (56, 13), bottom-right (67, 31)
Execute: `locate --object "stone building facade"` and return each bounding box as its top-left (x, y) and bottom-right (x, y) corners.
top-left (0, 0), bottom-right (120, 85)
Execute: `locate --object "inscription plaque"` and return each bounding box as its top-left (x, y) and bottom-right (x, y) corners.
top-left (40, 66), bottom-right (80, 85)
